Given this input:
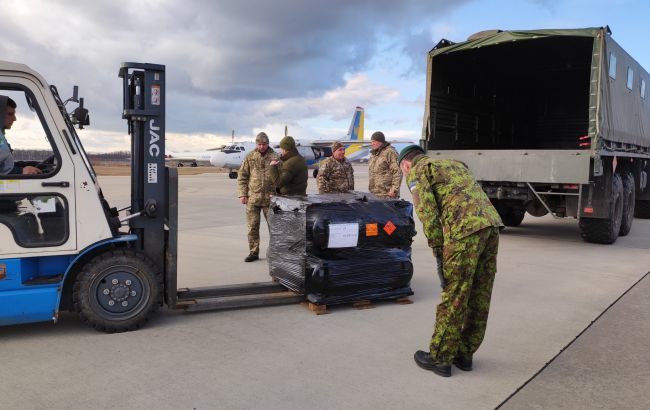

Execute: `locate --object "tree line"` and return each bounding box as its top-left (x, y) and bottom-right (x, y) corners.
top-left (14, 149), bottom-right (131, 164)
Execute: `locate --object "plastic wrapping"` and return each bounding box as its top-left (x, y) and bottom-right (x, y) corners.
top-left (268, 192), bottom-right (416, 304)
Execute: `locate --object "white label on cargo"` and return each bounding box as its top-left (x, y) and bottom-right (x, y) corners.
top-left (328, 223), bottom-right (359, 248)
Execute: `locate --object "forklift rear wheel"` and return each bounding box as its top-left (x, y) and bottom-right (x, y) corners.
top-left (73, 249), bottom-right (162, 333)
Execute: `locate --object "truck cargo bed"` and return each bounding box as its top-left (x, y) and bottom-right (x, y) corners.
top-left (427, 36), bottom-right (593, 151)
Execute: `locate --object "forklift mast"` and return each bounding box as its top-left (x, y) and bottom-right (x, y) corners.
top-left (118, 63), bottom-right (177, 306)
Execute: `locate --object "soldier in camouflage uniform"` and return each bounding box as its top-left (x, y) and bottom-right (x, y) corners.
top-left (317, 141), bottom-right (354, 193)
top-left (398, 145), bottom-right (503, 377)
top-left (237, 132), bottom-right (279, 262)
top-left (368, 131), bottom-right (401, 198)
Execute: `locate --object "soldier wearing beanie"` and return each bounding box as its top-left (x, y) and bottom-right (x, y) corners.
top-left (368, 131), bottom-right (401, 198)
top-left (397, 145), bottom-right (503, 377)
top-left (269, 136), bottom-right (308, 195)
top-left (237, 131), bottom-right (279, 262)
top-left (317, 141), bottom-right (354, 193)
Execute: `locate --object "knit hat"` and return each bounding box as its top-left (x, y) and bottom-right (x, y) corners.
top-left (370, 131), bottom-right (386, 142)
top-left (255, 132), bottom-right (269, 144)
top-left (397, 144), bottom-right (425, 165)
top-left (280, 136), bottom-right (296, 150)
top-left (331, 141), bottom-right (344, 152)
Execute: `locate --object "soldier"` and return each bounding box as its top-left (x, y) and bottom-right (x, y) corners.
top-left (237, 132), bottom-right (279, 262)
top-left (0, 96), bottom-right (41, 175)
top-left (368, 131), bottom-right (401, 198)
top-left (397, 144), bottom-right (503, 377)
top-left (316, 141), bottom-right (354, 193)
top-left (270, 136), bottom-right (308, 195)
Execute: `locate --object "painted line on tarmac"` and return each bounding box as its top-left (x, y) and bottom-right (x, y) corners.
top-left (495, 269), bottom-right (650, 409)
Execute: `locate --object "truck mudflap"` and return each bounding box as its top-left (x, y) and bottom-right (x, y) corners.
top-left (427, 150), bottom-right (591, 184)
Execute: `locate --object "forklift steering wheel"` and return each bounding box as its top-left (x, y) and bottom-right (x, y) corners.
top-left (36, 154), bottom-right (57, 172)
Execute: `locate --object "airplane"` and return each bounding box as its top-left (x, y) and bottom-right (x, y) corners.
top-left (165, 148), bottom-right (223, 167)
top-left (210, 106), bottom-right (366, 179)
top-left (165, 130), bottom-right (236, 167)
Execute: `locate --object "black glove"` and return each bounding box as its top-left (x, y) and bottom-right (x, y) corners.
top-left (434, 247), bottom-right (446, 289)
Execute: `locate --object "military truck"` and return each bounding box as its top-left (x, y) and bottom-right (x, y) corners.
top-left (422, 27), bottom-right (650, 244)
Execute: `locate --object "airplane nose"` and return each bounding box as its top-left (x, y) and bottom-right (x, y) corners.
top-left (210, 152), bottom-right (226, 167)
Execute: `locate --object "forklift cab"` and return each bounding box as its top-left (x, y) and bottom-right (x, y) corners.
top-left (0, 87), bottom-right (72, 252)
top-left (0, 63), bottom-right (118, 327)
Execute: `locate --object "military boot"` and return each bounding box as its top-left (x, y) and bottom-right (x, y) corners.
top-left (244, 253), bottom-right (259, 262)
top-left (453, 356), bottom-right (473, 371)
top-left (413, 350), bottom-right (451, 377)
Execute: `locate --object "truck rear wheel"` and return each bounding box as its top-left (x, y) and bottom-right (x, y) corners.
top-left (493, 200), bottom-right (526, 227)
top-left (73, 249), bottom-right (162, 333)
top-left (619, 173), bottom-right (635, 236)
top-left (579, 173), bottom-right (623, 244)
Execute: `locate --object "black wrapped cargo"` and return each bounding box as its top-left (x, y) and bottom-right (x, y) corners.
top-left (268, 192), bottom-right (416, 305)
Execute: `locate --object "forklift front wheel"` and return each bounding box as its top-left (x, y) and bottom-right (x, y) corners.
top-left (73, 249), bottom-right (162, 333)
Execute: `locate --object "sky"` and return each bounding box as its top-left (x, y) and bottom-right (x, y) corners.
top-left (1, 0), bottom-right (649, 152)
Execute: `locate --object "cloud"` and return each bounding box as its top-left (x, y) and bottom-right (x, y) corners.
top-left (1, 0), bottom-right (471, 148)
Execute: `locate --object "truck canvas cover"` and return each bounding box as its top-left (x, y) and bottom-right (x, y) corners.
top-left (423, 27), bottom-right (650, 183)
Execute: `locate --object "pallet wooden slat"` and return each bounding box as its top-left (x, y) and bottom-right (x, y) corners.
top-left (305, 297), bottom-right (413, 315)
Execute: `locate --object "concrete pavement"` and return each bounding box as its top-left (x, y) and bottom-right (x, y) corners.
top-left (0, 165), bottom-right (649, 409)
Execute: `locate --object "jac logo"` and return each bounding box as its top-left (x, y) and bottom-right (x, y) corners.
top-left (149, 119), bottom-right (160, 157)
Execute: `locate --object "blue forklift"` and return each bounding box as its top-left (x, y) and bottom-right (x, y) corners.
top-left (0, 62), bottom-right (300, 332)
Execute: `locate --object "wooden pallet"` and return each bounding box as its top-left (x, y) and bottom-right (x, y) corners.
top-left (305, 296), bottom-right (413, 315)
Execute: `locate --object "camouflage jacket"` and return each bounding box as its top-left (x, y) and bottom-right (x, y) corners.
top-left (237, 148), bottom-right (279, 206)
top-left (368, 143), bottom-right (401, 198)
top-left (270, 149), bottom-right (308, 195)
top-left (406, 155), bottom-right (503, 248)
top-left (317, 156), bottom-right (354, 193)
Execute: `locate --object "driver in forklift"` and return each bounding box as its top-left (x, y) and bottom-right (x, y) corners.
top-left (0, 95), bottom-right (41, 175)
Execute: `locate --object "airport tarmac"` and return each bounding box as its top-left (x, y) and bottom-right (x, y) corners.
top-left (1, 165), bottom-right (649, 409)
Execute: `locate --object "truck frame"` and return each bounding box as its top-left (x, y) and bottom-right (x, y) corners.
top-left (0, 61), bottom-right (300, 332)
top-left (421, 27), bottom-right (650, 243)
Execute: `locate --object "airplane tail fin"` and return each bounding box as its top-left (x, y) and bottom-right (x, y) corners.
top-left (346, 106), bottom-right (364, 141)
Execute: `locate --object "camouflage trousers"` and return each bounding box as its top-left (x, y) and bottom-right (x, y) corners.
top-left (429, 227), bottom-right (499, 365)
top-left (246, 204), bottom-right (270, 255)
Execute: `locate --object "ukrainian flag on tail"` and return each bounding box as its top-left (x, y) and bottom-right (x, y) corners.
top-left (343, 107), bottom-right (366, 161)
